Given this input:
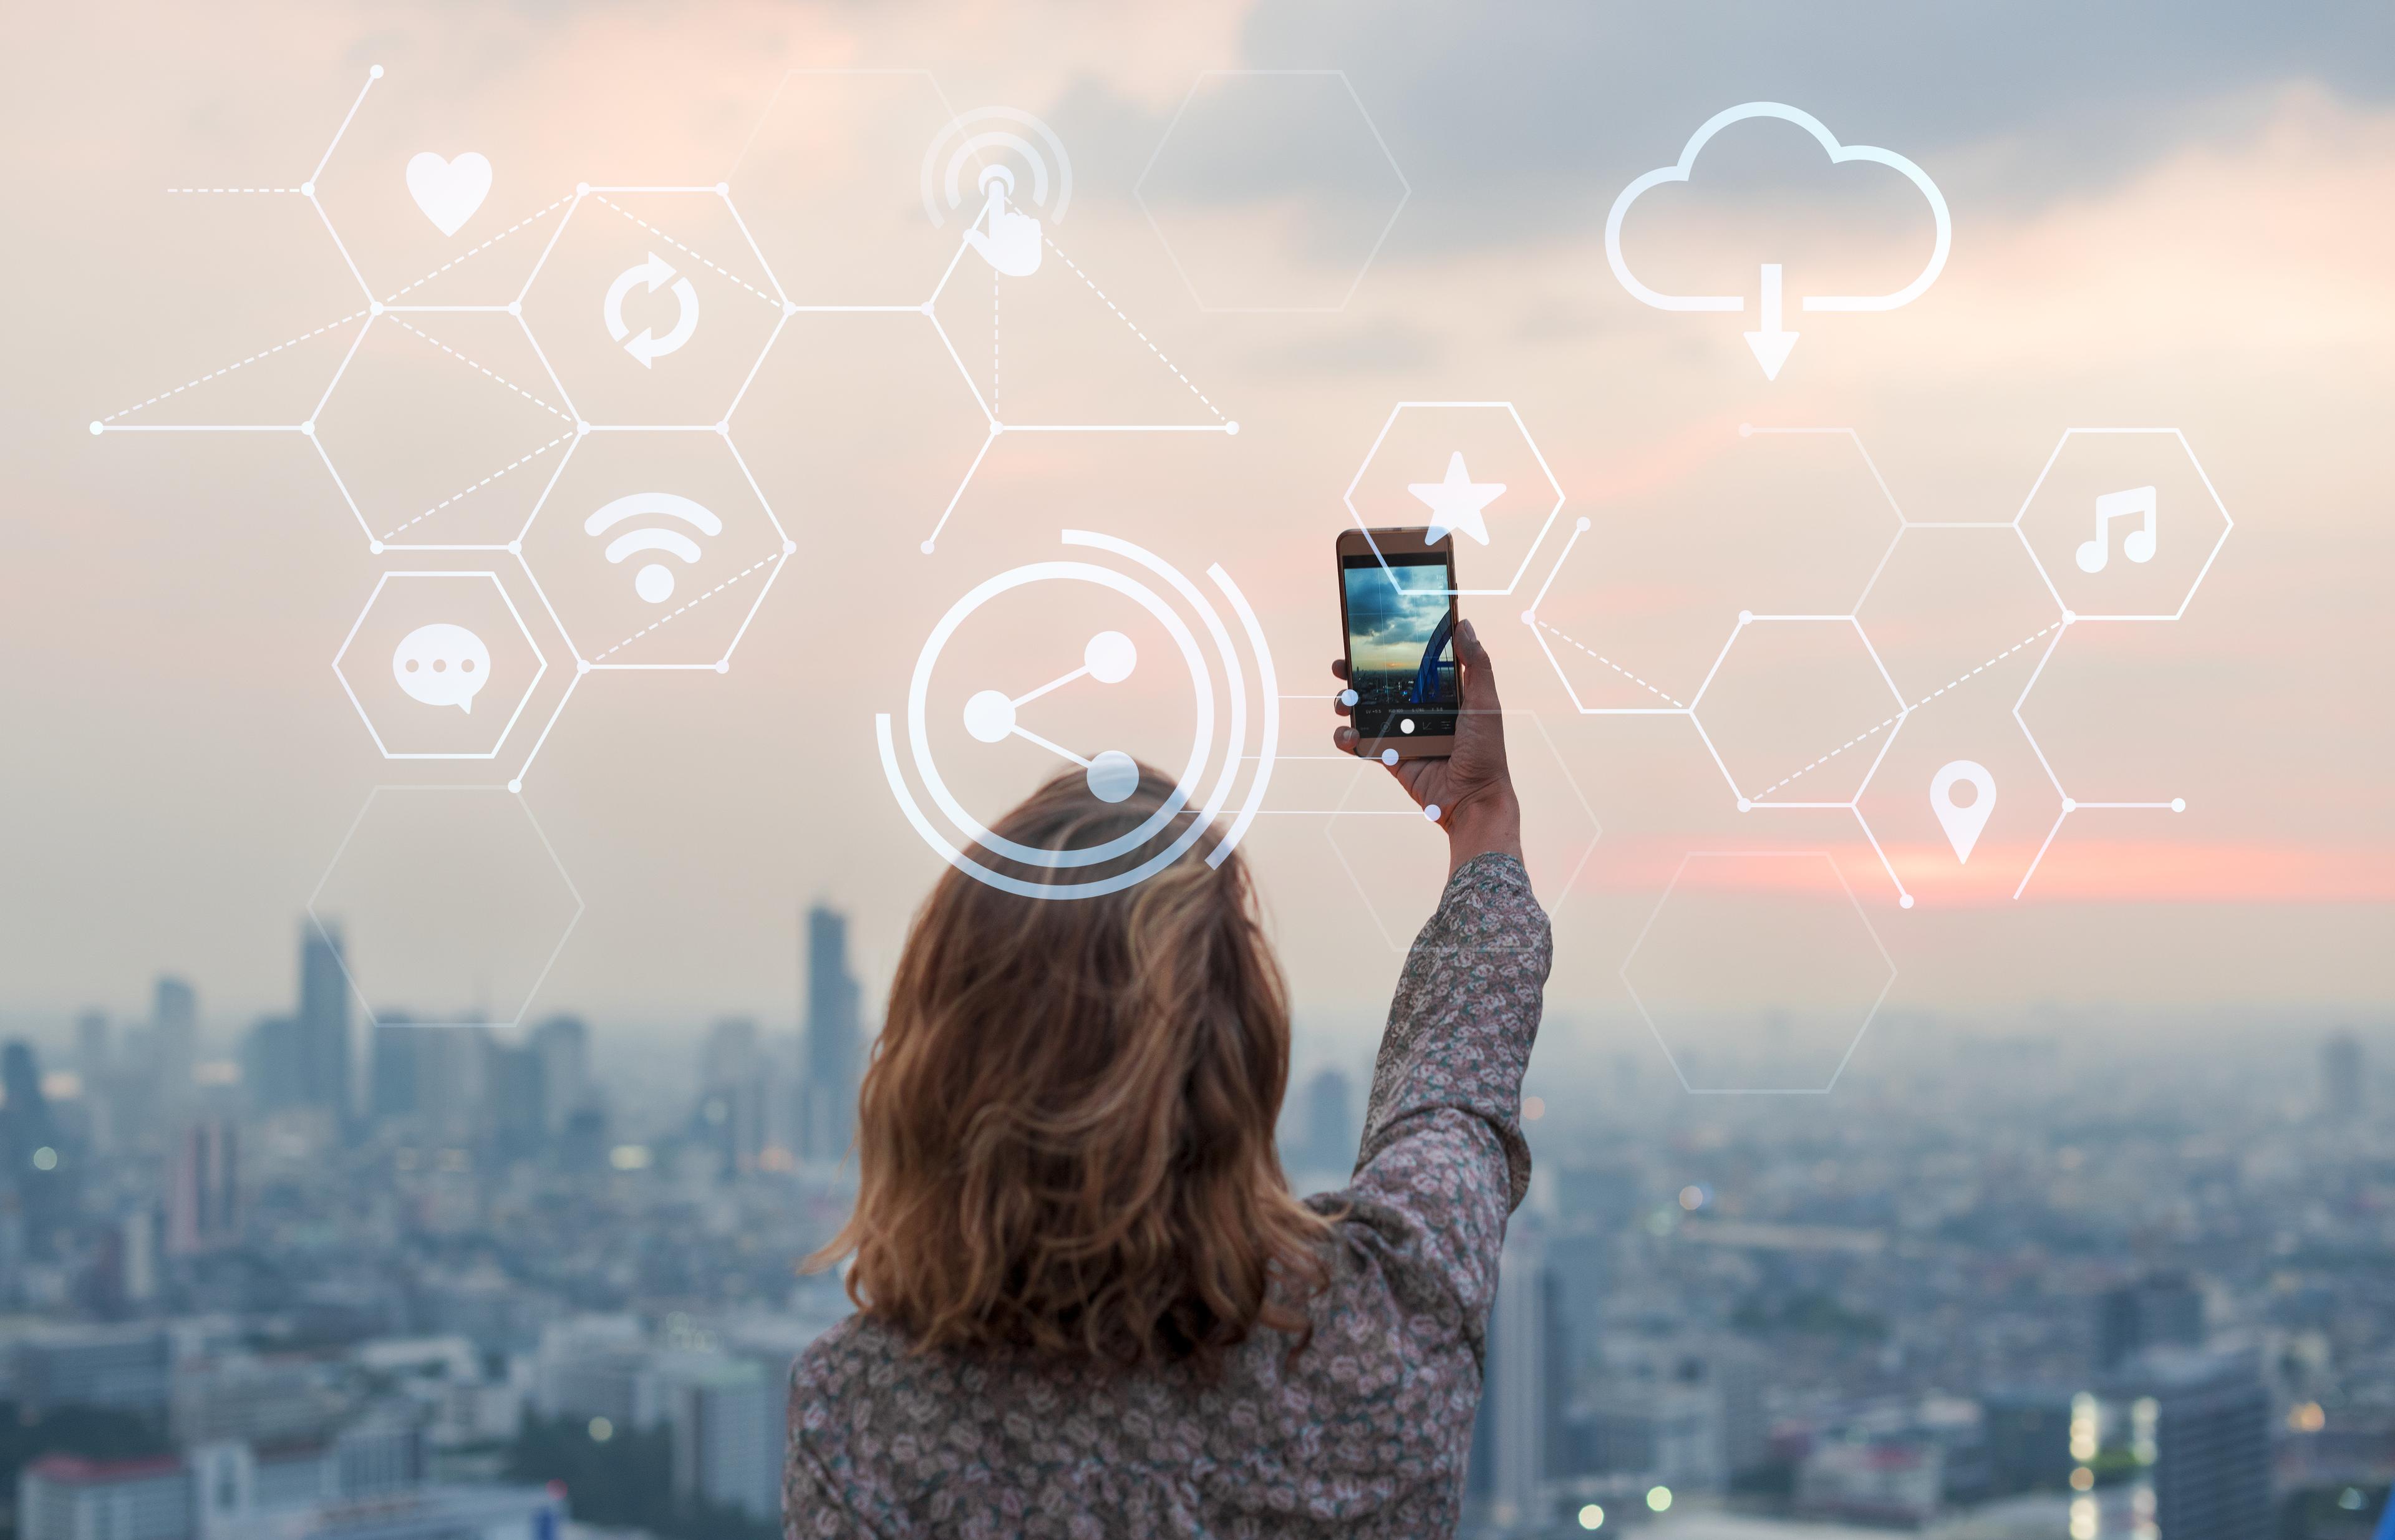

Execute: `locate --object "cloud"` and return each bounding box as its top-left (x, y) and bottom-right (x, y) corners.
top-left (1605, 103), bottom-right (1951, 315)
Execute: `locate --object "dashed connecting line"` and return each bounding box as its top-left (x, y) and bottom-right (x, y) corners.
top-left (1532, 618), bottom-right (1685, 707)
top-left (1748, 620), bottom-right (2063, 802)
top-left (95, 311), bottom-right (367, 425)
top-left (1041, 235), bottom-right (1227, 424)
top-left (589, 194), bottom-right (783, 311)
top-left (384, 194), bottom-right (571, 301)
top-left (387, 318), bottom-right (570, 420)
top-left (589, 551), bottom-right (781, 662)
top-left (380, 431), bottom-right (574, 541)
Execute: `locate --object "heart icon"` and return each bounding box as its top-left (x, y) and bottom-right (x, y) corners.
top-left (405, 151), bottom-right (492, 238)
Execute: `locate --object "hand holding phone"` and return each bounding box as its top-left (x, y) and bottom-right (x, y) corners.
top-left (1332, 530), bottom-right (1521, 871)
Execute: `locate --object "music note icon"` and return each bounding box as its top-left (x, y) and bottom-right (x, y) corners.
top-left (2076, 485), bottom-right (2157, 574)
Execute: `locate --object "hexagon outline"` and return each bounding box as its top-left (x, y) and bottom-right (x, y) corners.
top-left (1322, 709), bottom-right (1602, 953)
top-left (2011, 427), bottom-right (2232, 622)
top-left (1620, 849), bottom-right (1894, 1095)
top-left (311, 309), bottom-right (586, 557)
top-left (332, 570), bottom-right (549, 759)
top-left (516, 425), bottom-right (796, 673)
top-left (1685, 613), bottom-right (1910, 811)
top-left (514, 184), bottom-right (790, 430)
top-left (1135, 69), bottom-right (1410, 315)
top-left (307, 784), bottom-right (585, 1031)
top-left (2006, 617), bottom-right (2187, 899)
top-left (1343, 402), bottom-right (1564, 597)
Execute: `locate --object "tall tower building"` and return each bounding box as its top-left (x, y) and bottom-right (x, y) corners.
top-left (531, 1015), bottom-right (591, 1133)
top-left (298, 923), bottom-right (353, 1123)
top-left (2104, 1349), bottom-right (2272, 1540)
top-left (2322, 1030), bottom-right (2364, 1121)
top-left (74, 1012), bottom-right (110, 1083)
top-left (151, 976), bottom-right (197, 1107)
top-left (165, 1120), bottom-right (239, 1256)
top-left (1468, 1225), bottom-right (1564, 1529)
top-left (798, 906), bottom-right (862, 1164)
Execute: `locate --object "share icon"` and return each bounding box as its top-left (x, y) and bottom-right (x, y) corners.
top-left (962, 630), bottom-right (1142, 802)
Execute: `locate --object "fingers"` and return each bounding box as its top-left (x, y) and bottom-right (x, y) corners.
top-left (1455, 618), bottom-right (1501, 710)
top-left (1332, 724), bottom-right (1359, 756)
top-left (1330, 658), bottom-right (1350, 680)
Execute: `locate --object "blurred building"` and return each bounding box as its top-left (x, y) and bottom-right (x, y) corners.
top-left (166, 1120), bottom-right (239, 1257)
top-left (702, 1017), bottom-right (770, 1176)
top-left (11, 1322), bottom-right (173, 1417)
top-left (797, 905), bottom-right (861, 1164)
top-left (1295, 1066), bottom-right (1357, 1178)
top-left (2322, 1030), bottom-right (2364, 1121)
top-left (2105, 1347), bottom-right (2273, 1540)
top-left (2097, 1271), bottom-right (2205, 1372)
top-left (1981, 1384), bottom-right (2078, 1494)
top-left (244, 1015), bottom-right (306, 1113)
top-left (529, 1015), bottom-right (589, 1135)
top-left (75, 1010), bottom-right (111, 1084)
top-left (1467, 1226), bottom-right (1562, 1529)
top-left (298, 923), bottom-right (354, 1124)
top-left (664, 1355), bottom-right (780, 1521)
top-left (153, 976), bottom-right (198, 1109)
top-left (18, 1454), bottom-right (189, 1540)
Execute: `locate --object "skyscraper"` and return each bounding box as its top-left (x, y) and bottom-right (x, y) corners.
top-left (2322, 1030), bottom-right (2364, 1121)
top-left (298, 923), bottom-right (352, 1123)
top-left (151, 976), bottom-right (196, 1107)
top-left (798, 905), bottom-right (862, 1164)
top-left (2104, 1349), bottom-right (2272, 1540)
top-left (530, 1016), bottom-right (589, 1135)
top-left (165, 1120), bottom-right (238, 1256)
top-left (1468, 1225), bottom-right (1564, 1529)
top-left (2097, 1271), bottom-right (2205, 1372)
top-left (74, 1011), bottom-right (110, 1083)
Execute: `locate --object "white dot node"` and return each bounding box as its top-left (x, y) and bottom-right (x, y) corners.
top-left (1738, 610), bottom-right (1753, 624)
top-left (2062, 609), bottom-right (2077, 624)
top-left (1575, 516), bottom-right (1592, 532)
top-left (714, 422), bottom-right (730, 435)
top-left (300, 180), bottom-right (315, 197)
top-left (370, 301), bottom-right (384, 315)
top-left (1737, 797), bottom-right (1753, 811)
top-left (507, 778), bottom-right (523, 793)
top-left (715, 182), bottom-right (730, 195)
top-left (1340, 689), bottom-right (1358, 707)
top-left (506, 301), bottom-right (521, 316)
top-left (783, 301), bottom-right (798, 316)
top-left (1738, 422), bottom-right (1753, 437)
top-left (634, 564), bottom-right (675, 604)
top-left (1423, 803), bottom-right (1441, 822)
top-left (1084, 630), bottom-right (1137, 684)
top-left (577, 659), bottom-right (592, 674)
top-left (1900, 894), bottom-right (1915, 909)
top-left (783, 538), bottom-right (797, 554)
top-left (88, 422), bottom-right (102, 435)
top-left (369, 64), bottom-right (384, 78)
top-left (919, 541), bottom-right (936, 554)
top-left (713, 660), bottom-right (729, 675)
top-left (962, 690), bottom-right (1015, 743)
top-left (2170, 798), bottom-right (2186, 812)
top-left (507, 540), bottom-right (522, 554)
top-left (577, 182), bottom-right (590, 195)
top-left (1085, 749), bottom-right (1139, 804)
top-left (2063, 797), bottom-right (2078, 812)
top-left (1519, 609), bottom-right (1535, 625)
top-left (369, 540), bottom-right (385, 554)
top-left (301, 420), bottom-right (316, 436)
top-left (1225, 422), bottom-right (1240, 436)
top-left (576, 420), bottom-right (590, 435)
top-left (1380, 748), bottom-right (1399, 767)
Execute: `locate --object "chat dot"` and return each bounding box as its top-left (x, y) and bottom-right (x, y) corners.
top-left (392, 622), bottom-right (493, 715)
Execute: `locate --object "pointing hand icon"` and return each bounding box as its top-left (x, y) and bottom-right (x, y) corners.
top-left (963, 180), bottom-right (1042, 278)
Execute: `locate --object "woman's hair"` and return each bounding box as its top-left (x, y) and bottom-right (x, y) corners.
top-left (811, 765), bottom-right (1335, 1375)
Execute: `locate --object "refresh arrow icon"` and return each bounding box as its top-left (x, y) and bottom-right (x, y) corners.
top-left (603, 251), bottom-right (700, 369)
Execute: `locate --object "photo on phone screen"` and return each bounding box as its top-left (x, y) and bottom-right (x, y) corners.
top-left (1341, 548), bottom-right (1459, 743)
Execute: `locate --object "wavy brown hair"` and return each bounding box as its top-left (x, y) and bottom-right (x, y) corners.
top-left (811, 765), bottom-right (1335, 1375)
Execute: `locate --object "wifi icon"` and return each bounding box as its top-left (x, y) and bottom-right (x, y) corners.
top-left (583, 492), bottom-right (722, 604)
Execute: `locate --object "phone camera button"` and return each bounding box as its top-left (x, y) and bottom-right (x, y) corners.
top-left (1400, 718), bottom-right (1416, 734)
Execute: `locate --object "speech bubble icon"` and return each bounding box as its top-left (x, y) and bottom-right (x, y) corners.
top-left (392, 622), bottom-right (491, 714)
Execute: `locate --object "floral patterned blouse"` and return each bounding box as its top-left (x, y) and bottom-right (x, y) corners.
top-left (783, 852), bottom-right (1551, 1538)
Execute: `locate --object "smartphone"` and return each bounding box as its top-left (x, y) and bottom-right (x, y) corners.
top-left (1335, 527), bottom-right (1460, 759)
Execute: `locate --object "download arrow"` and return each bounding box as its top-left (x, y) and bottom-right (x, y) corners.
top-left (1743, 262), bottom-right (1800, 381)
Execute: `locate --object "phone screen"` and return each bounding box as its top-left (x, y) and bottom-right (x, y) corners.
top-left (1341, 549), bottom-right (1459, 742)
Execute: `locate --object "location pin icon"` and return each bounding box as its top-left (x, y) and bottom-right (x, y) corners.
top-left (1930, 760), bottom-right (1998, 864)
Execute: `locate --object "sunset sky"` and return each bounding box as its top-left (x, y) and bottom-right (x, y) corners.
top-left (4, 2), bottom-right (2389, 1080)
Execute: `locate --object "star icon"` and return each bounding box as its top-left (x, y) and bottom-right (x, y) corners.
top-left (1407, 451), bottom-right (1505, 546)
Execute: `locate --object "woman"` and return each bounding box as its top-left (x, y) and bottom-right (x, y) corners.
top-left (785, 619), bottom-right (1549, 1538)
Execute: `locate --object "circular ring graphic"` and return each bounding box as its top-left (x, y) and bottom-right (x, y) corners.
top-left (878, 531), bottom-right (1280, 901)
